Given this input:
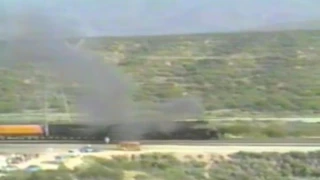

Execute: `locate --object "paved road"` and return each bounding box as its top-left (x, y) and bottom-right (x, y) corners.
top-left (0, 138), bottom-right (320, 154)
top-left (1, 143), bottom-right (320, 154)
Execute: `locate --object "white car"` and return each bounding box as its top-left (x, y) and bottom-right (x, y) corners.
top-left (79, 147), bottom-right (97, 153)
top-left (68, 149), bottom-right (81, 156)
top-left (25, 165), bottom-right (41, 172)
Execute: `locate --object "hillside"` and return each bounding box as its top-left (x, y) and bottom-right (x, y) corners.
top-left (254, 20), bottom-right (320, 31)
top-left (84, 30), bottom-right (320, 117)
top-left (1, 30), bottom-right (320, 118)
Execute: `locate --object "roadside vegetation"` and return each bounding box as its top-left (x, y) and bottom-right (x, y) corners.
top-left (210, 120), bottom-right (320, 138)
top-left (2, 151), bottom-right (320, 180)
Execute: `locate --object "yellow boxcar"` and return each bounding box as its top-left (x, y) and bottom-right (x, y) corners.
top-left (0, 125), bottom-right (44, 136)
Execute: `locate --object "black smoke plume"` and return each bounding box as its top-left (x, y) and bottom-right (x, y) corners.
top-left (1, 4), bottom-right (204, 140)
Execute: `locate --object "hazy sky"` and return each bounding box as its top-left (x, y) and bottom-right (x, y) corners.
top-left (1, 0), bottom-right (320, 37)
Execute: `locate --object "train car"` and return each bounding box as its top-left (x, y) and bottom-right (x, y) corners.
top-left (0, 124), bottom-right (45, 140)
top-left (0, 125), bottom-right (44, 136)
top-left (0, 121), bottom-right (222, 142)
top-left (171, 128), bottom-right (221, 140)
top-left (0, 123), bottom-right (100, 141)
top-left (104, 121), bottom-right (221, 141)
top-left (51, 122), bottom-right (219, 141)
top-left (47, 124), bottom-right (103, 140)
top-left (47, 124), bottom-right (89, 137)
top-left (143, 128), bottom-right (220, 140)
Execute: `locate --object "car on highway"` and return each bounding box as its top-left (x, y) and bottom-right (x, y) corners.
top-left (67, 149), bottom-right (81, 157)
top-left (79, 145), bottom-right (100, 153)
top-left (24, 165), bottom-right (41, 172)
top-left (1, 165), bottom-right (19, 173)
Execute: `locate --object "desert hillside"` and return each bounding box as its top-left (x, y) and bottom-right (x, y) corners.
top-left (0, 30), bottom-right (320, 118)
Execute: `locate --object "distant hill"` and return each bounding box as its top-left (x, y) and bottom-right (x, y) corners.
top-left (251, 20), bottom-right (320, 32)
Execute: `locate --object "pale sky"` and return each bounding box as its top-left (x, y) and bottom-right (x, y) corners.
top-left (1, 0), bottom-right (320, 37)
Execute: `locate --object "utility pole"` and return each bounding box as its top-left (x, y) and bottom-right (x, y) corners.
top-left (43, 73), bottom-right (49, 125)
top-left (60, 89), bottom-right (72, 122)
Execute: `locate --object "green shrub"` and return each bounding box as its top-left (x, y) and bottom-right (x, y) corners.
top-left (3, 151), bottom-right (320, 179)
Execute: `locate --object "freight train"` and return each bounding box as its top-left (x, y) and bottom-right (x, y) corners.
top-left (0, 121), bottom-right (221, 142)
top-left (0, 124), bottom-right (95, 140)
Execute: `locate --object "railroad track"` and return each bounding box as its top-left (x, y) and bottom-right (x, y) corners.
top-left (0, 138), bottom-right (320, 145)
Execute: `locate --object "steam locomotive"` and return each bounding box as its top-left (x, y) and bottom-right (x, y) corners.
top-left (0, 121), bottom-right (221, 142)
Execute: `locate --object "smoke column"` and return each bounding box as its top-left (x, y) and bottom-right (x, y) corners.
top-left (1, 4), bottom-right (204, 140)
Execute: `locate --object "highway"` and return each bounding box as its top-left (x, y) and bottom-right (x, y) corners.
top-left (0, 143), bottom-right (320, 154)
top-left (0, 138), bottom-right (319, 154)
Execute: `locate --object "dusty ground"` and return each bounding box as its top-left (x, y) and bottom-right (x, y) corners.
top-left (14, 145), bottom-right (320, 170)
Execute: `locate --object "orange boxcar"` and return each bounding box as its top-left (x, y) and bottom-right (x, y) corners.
top-left (0, 125), bottom-right (44, 136)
